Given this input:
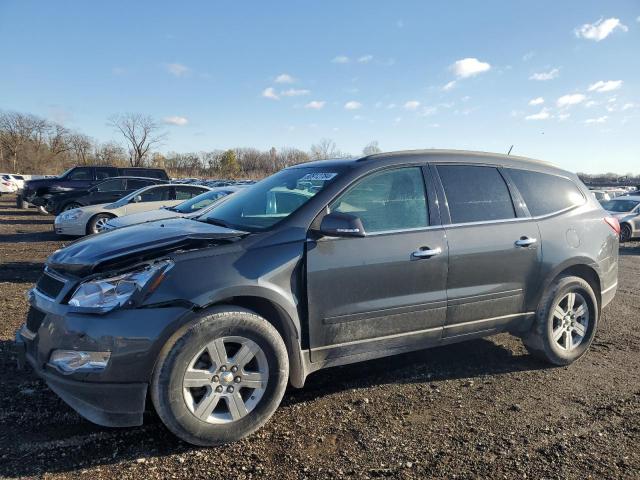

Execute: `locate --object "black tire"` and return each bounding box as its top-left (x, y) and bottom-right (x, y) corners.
top-left (524, 275), bottom-right (598, 365)
top-left (620, 223), bottom-right (632, 243)
top-left (16, 195), bottom-right (25, 209)
top-left (61, 202), bottom-right (82, 213)
top-left (151, 307), bottom-right (289, 446)
top-left (87, 213), bottom-right (115, 234)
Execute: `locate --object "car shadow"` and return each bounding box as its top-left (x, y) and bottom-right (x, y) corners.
top-left (0, 261), bottom-right (44, 283)
top-left (0, 219), bottom-right (53, 225)
top-left (0, 230), bottom-right (60, 243)
top-left (0, 336), bottom-right (548, 478)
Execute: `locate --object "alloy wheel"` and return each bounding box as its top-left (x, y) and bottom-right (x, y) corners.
top-left (551, 292), bottom-right (589, 351)
top-left (94, 217), bottom-right (110, 233)
top-left (182, 336), bottom-right (268, 424)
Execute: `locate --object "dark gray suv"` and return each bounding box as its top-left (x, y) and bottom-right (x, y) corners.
top-left (16, 150), bottom-right (619, 446)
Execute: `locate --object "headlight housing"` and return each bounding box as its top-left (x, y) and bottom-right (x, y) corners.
top-left (68, 260), bottom-right (173, 313)
top-left (58, 209), bottom-right (82, 222)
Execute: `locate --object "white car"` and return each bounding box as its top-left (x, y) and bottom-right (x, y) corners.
top-left (54, 183), bottom-right (210, 236)
top-left (0, 177), bottom-right (18, 194)
top-left (2, 174), bottom-right (26, 190)
top-left (601, 195), bottom-right (640, 242)
top-left (103, 186), bottom-right (243, 231)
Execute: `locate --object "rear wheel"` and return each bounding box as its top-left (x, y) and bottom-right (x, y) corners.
top-left (524, 275), bottom-right (598, 365)
top-left (87, 213), bottom-right (115, 234)
top-left (620, 223), bottom-right (632, 243)
top-left (151, 308), bottom-right (289, 446)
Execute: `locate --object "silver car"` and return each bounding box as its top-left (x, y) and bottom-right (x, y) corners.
top-left (602, 195), bottom-right (640, 242)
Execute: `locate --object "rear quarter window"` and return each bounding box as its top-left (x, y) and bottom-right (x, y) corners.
top-left (506, 169), bottom-right (585, 217)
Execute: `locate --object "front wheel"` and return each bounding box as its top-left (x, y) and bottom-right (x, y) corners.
top-left (151, 308), bottom-right (289, 446)
top-left (524, 275), bottom-right (598, 365)
top-left (87, 213), bottom-right (114, 234)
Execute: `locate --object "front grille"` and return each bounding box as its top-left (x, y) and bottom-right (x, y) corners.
top-left (35, 272), bottom-right (65, 299)
top-left (26, 307), bottom-right (46, 333)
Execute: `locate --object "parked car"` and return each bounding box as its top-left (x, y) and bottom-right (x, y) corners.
top-left (54, 183), bottom-right (209, 235)
top-left (43, 176), bottom-right (168, 215)
top-left (1, 173), bottom-right (26, 190)
top-left (21, 166), bottom-right (169, 208)
top-left (590, 189), bottom-right (611, 204)
top-left (0, 176), bottom-right (18, 195)
top-left (103, 186), bottom-right (242, 231)
top-left (601, 195), bottom-right (640, 242)
top-left (17, 150), bottom-right (618, 446)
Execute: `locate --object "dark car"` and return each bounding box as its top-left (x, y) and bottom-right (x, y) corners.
top-left (16, 150), bottom-right (619, 446)
top-left (43, 176), bottom-right (169, 215)
top-left (21, 166), bottom-right (169, 208)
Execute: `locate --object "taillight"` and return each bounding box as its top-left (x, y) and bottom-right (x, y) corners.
top-left (604, 216), bottom-right (620, 235)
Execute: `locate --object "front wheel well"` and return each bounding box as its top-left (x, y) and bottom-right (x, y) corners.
top-left (206, 296), bottom-right (306, 388)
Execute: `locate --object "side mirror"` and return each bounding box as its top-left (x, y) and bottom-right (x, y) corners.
top-left (131, 195), bottom-right (142, 203)
top-left (319, 212), bottom-right (366, 238)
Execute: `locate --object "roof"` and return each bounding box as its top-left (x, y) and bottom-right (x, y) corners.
top-left (297, 149), bottom-right (565, 175)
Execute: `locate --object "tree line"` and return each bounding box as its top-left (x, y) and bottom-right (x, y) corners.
top-left (0, 110), bottom-right (382, 179)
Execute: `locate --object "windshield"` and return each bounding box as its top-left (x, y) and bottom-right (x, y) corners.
top-left (173, 189), bottom-right (232, 213)
top-left (199, 167), bottom-right (344, 231)
top-left (601, 199), bottom-right (640, 213)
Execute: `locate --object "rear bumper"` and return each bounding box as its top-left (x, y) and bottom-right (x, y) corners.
top-left (16, 327), bottom-right (147, 427)
top-left (601, 281), bottom-right (617, 309)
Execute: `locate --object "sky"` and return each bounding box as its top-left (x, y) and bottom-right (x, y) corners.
top-left (1, 0), bottom-right (639, 174)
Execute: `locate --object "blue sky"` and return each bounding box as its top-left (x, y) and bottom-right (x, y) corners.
top-left (1, 1), bottom-right (639, 173)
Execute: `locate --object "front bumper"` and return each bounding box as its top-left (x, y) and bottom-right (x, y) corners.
top-left (16, 289), bottom-right (194, 427)
top-left (16, 328), bottom-right (147, 427)
top-left (54, 219), bottom-right (86, 236)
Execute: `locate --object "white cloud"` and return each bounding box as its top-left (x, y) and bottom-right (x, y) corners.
top-left (585, 100), bottom-right (598, 108)
top-left (528, 97), bottom-right (545, 106)
top-left (585, 116), bottom-right (608, 124)
top-left (357, 55), bottom-right (373, 63)
top-left (557, 93), bottom-right (587, 108)
top-left (442, 80), bottom-right (457, 91)
top-left (275, 73), bottom-right (295, 84)
top-left (332, 55), bottom-right (350, 64)
top-left (262, 87), bottom-right (279, 100)
top-left (575, 18), bottom-right (628, 41)
top-left (404, 100), bottom-right (421, 110)
top-left (163, 116), bottom-right (188, 126)
top-left (525, 108), bottom-right (551, 120)
top-left (557, 113), bottom-right (571, 121)
top-left (588, 80), bottom-right (623, 92)
top-left (281, 88), bottom-right (310, 97)
top-left (344, 101), bottom-right (362, 110)
top-left (304, 100), bottom-right (326, 109)
top-left (451, 58), bottom-right (491, 78)
top-left (622, 103), bottom-right (636, 111)
top-left (419, 106), bottom-right (437, 116)
top-left (529, 68), bottom-right (560, 81)
top-left (165, 63), bottom-right (190, 77)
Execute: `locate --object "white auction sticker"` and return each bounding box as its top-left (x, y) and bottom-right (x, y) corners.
top-left (300, 173), bottom-right (337, 181)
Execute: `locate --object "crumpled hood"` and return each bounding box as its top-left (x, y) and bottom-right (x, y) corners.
top-left (47, 217), bottom-right (246, 275)
top-left (108, 208), bottom-right (184, 228)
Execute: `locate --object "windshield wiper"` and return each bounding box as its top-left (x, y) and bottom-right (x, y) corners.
top-left (202, 217), bottom-right (233, 229)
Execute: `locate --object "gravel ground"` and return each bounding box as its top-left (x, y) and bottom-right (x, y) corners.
top-left (0, 194), bottom-right (639, 479)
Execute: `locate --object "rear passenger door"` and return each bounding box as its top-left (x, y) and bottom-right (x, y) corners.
top-left (122, 185), bottom-right (175, 214)
top-left (434, 164), bottom-right (541, 338)
top-left (307, 166), bottom-right (448, 362)
top-left (88, 178), bottom-right (127, 204)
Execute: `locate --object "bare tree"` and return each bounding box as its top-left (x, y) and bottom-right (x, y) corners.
top-left (68, 133), bottom-right (94, 165)
top-left (95, 141), bottom-right (125, 165)
top-left (309, 138), bottom-right (341, 160)
top-left (108, 113), bottom-right (166, 166)
top-left (46, 123), bottom-right (71, 159)
top-left (362, 140), bottom-right (382, 156)
top-left (0, 111), bottom-right (47, 171)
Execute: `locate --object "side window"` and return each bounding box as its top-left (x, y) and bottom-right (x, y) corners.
top-left (95, 167), bottom-right (117, 180)
top-left (438, 165), bottom-right (515, 224)
top-left (126, 179), bottom-right (153, 190)
top-left (66, 167), bottom-right (93, 180)
top-left (139, 186), bottom-right (172, 202)
top-left (506, 169), bottom-right (585, 217)
top-left (331, 167), bottom-right (429, 233)
top-left (95, 179), bottom-right (126, 192)
top-left (175, 186), bottom-right (206, 200)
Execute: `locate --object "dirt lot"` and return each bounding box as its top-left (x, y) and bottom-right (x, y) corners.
top-left (0, 194), bottom-right (638, 479)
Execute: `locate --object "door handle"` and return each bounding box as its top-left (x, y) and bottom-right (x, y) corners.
top-left (412, 247), bottom-right (442, 259)
top-left (515, 236), bottom-right (537, 247)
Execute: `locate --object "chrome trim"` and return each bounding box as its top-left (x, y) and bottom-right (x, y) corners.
top-left (310, 325), bottom-right (442, 352)
top-left (365, 225), bottom-right (442, 236)
top-left (311, 311), bottom-right (534, 352)
top-left (601, 282), bottom-right (618, 295)
top-left (444, 312), bottom-right (534, 329)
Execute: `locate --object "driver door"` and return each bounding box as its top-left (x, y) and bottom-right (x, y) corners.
top-left (306, 166), bottom-right (448, 363)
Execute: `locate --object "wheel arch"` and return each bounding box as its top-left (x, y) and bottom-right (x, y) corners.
top-left (86, 211), bottom-right (117, 234)
top-left (538, 261), bottom-right (602, 313)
